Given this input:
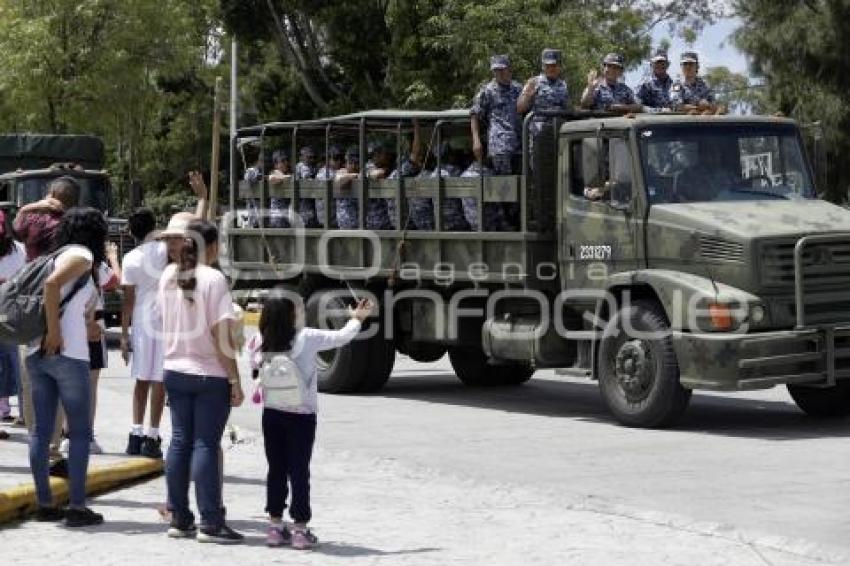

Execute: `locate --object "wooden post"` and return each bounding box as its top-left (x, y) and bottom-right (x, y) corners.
top-left (209, 76), bottom-right (223, 221)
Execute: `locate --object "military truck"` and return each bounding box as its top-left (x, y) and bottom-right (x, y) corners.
top-left (0, 134), bottom-right (130, 326)
top-left (223, 109), bottom-right (850, 427)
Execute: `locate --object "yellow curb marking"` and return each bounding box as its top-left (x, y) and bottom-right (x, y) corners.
top-left (0, 458), bottom-right (163, 524)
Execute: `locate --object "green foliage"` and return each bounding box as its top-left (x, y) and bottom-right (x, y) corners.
top-left (733, 0), bottom-right (850, 201)
top-left (0, 0), bottom-right (225, 213)
top-left (223, 0), bottom-right (723, 119)
top-left (0, 0), bottom-right (731, 214)
top-left (703, 66), bottom-right (764, 115)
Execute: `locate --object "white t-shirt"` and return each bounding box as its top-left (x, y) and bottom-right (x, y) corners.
top-left (121, 240), bottom-right (168, 333)
top-left (28, 245), bottom-right (97, 361)
top-left (0, 241), bottom-right (25, 282)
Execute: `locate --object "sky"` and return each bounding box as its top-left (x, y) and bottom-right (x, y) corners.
top-left (625, 17), bottom-right (750, 85)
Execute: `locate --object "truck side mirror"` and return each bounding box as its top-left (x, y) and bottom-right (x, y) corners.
top-left (801, 121), bottom-right (827, 197)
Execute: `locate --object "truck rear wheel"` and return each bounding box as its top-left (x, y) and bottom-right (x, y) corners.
top-left (358, 327), bottom-right (396, 393)
top-left (598, 300), bottom-right (691, 428)
top-left (448, 346), bottom-right (534, 386)
top-left (787, 381), bottom-right (850, 418)
top-left (306, 292), bottom-right (369, 393)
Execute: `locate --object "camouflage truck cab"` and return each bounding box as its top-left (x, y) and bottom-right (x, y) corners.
top-left (0, 134), bottom-right (128, 326)
top-left (225, 110), bottom-right (850, 428)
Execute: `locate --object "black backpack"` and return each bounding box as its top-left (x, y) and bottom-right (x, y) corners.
top-left (0, 247), bottom-right (90, 345)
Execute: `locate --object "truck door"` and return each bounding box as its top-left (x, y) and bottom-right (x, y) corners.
top-left (560, 133), bottom-right (641, 291)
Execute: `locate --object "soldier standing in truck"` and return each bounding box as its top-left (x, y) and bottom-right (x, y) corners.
top-left (636, 49), bottom-right (674, 112)
top-left (294, 146), bottom-right (321, 227)
top-left (517, 48), bottom-right (571, 138)
top-left (580, 53), bottom-right (642, 114)
top-left (334, 146), bottom-right (361, 229)
top-left (670, 52), bottom-right (718, 114)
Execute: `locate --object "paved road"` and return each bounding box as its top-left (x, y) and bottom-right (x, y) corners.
top-left (2, 344), bottom-right (848, 564)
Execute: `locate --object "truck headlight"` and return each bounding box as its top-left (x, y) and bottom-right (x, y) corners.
top-left (750, 304), bottom-right (766, 324)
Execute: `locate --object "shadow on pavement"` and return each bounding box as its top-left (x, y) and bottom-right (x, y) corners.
top-left (372, 373), bottom-right (850, 441)
top-left (223, 475), bottom-right (265, 487)
top-left (0, 465), bottom-right (32, 475)
top-left (316, 543), bottom-right (440, 557)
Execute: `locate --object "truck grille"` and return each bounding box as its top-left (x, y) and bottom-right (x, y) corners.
top-left (760, 239), bottom-right (850, 288)
top-left (761, 238), bottom-right (850, 325)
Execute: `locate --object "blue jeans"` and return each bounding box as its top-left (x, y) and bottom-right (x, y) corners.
top-left (164, 371), bottom-right (231, 529)
top-left (27, 354), bottom-right (91, 507)
top-left (0, 342), bottom-right (19, 398)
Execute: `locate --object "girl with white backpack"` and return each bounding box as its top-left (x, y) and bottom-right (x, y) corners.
top-left (252, 292), bottom-right (372, 549)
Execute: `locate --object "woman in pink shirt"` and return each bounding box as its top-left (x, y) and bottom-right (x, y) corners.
top-left (157, 218), bottom-right (245, 544)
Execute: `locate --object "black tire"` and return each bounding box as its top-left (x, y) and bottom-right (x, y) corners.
top-left (787, 381), bottom-right (850, 418)
top-left (305, 292), bottom-right (369, 393)
top-left (447, 346), bottom-right (534, 386)
top-left (358, 332), bottom-right (395, 393)
top-left (397, 341), bottom-right (446, 363)
top-left (597, 300), bottom-right (691, 428)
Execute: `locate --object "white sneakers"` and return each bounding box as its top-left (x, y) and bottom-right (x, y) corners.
top-left (59, 437), bottom-right (103, 455)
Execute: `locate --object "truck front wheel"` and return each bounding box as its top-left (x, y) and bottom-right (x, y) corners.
top-left (787, 381), bottom-right (850, 418)
top-left (598, 300), bottom-right (691, 428)
top-left (448, 346), bottom-right (534, 386)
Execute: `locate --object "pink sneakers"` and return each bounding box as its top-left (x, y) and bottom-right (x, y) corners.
top-left (291, 528), bottom-right (318, 550)
top-left (266, 524), bottom-right (291, 547)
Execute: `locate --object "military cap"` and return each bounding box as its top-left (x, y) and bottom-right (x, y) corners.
top-left (680, 51), bottom-right (699, 64)
top-left (602, 53), bottom-right (625, 67)
top-left (541, 48), bottom-right (562, 65)
top-left (272, 149), bottom-right (288, 163)
top-left (299, 146), bottom-right (315, 158)
top-left (490, 54), bottom-right (510, 70)
top-left (650, 48), bottom-right (669, 63)
top-left (431, 141), bottom-right (451, 159)
top-left (368, 139), bottom-right (394, 155)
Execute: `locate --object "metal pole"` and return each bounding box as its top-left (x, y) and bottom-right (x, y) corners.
top-left (209, 76), bottom-right (222, 221)
top-left (229, 39), bottom-right (238, 219)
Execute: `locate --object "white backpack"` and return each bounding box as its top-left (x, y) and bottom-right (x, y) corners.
top-left (259, 349), bottom-right (306, 410)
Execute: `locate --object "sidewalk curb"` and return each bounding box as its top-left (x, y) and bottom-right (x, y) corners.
top-left (0, 458), bottom-right (163, 524)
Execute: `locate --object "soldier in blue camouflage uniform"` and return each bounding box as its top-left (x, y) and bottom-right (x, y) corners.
top-left (636, 49), bottom-right (674, 111)
top-left (460, 160), bottom-right (513, 231)
top-left (364, 140), bottom-right (396, 230)
top-left (315, 145), bottom-right (343, 228)
top-left (334, 146), bottom-right (361, 229)
top-left (419, 142), bottom-right (469, 231)
top-left (267, 150), bottom-right (291, 228)
top-left (670, 52), bottom-right (718, 113)
top-left (316, 145), bottom-right (343, 181)
top-left (580, 53), bottom-right (642, 114)
top-left (470, 54), bottom-right (523, 231)
top-left (242, 157), bottom-right (263, 228)
top-left (294, 146), bottom-right (321, 227)
top-left (470, 54), bottom-right (522, 176)
top-left (517, 48), bottom-right (571, 140)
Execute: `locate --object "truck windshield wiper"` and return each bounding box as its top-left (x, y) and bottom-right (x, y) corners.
top-left (726, 186), bottom-right (789, 200)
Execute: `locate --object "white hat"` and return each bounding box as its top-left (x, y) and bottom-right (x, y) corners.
top-left (156, 212), bottom-right (195, 239)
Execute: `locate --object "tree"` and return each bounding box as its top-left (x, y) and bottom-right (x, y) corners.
top-left (733, 0), bottom-right (850, 201)
top-left (0, 0), bottom-right (226, 214)
top-left (221, 0), bottom-right (725, 121)
top-left (702, 66), bottom-right (764, 115)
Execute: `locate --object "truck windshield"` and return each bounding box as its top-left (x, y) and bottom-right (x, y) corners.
top-left (17, 176), bottom-right (109, 212)
top-left (638, 124), bottom-right (817, 203)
